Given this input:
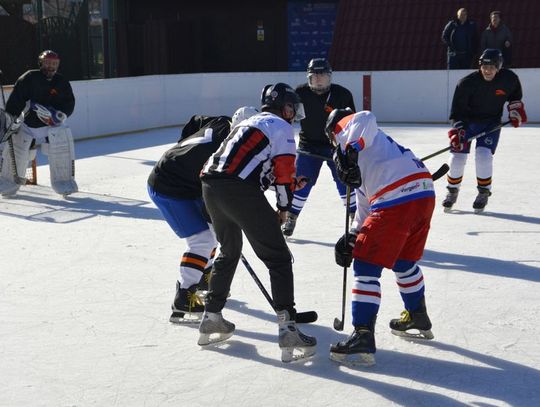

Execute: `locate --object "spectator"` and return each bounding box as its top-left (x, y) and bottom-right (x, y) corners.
top-left (442, 8), bottom-right (478, 69)
top-left (481, 11), bottom-right (513, 67)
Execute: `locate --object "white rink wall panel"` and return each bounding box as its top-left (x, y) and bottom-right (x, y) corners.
top-left (3, 68), bottom-right (539, 140)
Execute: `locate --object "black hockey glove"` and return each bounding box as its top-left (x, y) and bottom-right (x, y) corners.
top-left (333, 146), bottom-right (361, 189)
top-left (335, 232), bottom-right (357, 267)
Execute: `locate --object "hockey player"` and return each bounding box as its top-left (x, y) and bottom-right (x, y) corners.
top-left (147, 106), bottom-right (259, 323)
top-left (443, 48), bottom-right (526, 213)
top-left (326, 109), bottom-right (436, 367)
top-left (199, 83), bottom-right (316, 362)
top-left (282, 58), bottom-right (356, 237)
top-left (0, 50), bottom-right (77, 197)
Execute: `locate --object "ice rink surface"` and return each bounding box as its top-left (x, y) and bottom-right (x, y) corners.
top-left (1, 123), bottom-right (539, 407)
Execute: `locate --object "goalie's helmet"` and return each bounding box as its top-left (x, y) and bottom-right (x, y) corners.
top-left (261, 83), bottom-right (305, 123)
top-left (38, 50), bottom-right (60, 79)
top-left (325, 107), bottom-right (354, 145)
top-left (479, 48), bottom-right (503, 70)
top-left (38, 50), bottom-right (60, 66)
top-left (231, 106), bottom-right (259, 128)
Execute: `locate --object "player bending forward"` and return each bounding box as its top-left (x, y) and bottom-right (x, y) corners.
top-left (326, 109), bottom-right (436, 367)
top-left (0, 50), bottom-right (77, 197)
top-left (199, 83), bottom-right (316, 363)
top-left (147, 107), bottom-right (258, 323)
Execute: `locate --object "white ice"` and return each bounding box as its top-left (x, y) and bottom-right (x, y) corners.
top-left (1, 124), bottom-right (539, 407)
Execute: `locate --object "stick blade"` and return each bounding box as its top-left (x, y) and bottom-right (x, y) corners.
top-left (333, 317), bottom-right (344, 331)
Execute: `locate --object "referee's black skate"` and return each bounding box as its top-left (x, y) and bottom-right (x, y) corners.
top-left (282, 213), bottom-right (298, 237)
top-left (169, 282), bottom-right (204, 324)
top-left (198, 311), bottom-right (235, 346)
top-left (442, 187), bottom-right (459, 212)
top-left (390, 298), bottom-right (434, 340)
top-left (473, 186), bottom-right (491, 213)
top-left (278, 310), bottom-right (317, 363)
top-left (330, 318), bottom-right (376, 367)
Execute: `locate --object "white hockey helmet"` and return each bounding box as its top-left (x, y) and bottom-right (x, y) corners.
top-left (231, 106), bottom-right (259, 128)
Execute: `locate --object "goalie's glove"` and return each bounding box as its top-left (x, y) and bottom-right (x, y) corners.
top-left (333, 145), bottom-right (361, 188)
top-left (507, 100), bottom-right (527, 128)
top-left (32, 103), bottom-right (67, 127)
top-left (334, 232), bottom-right (358, 267)
top-left (0, 109), bottom-right (21, 143)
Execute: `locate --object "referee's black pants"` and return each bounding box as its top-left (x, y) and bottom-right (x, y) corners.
top-left (201, 177), bottom-right (295, 315)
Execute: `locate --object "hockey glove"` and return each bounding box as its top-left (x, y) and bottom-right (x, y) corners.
top-left (507, 101), bottom-right (527, 128)
top-left (0, 109), bottom-right (21, 143)
top-left (334, 232), bottom-right (357, 267)
top-left (32, 103), bottom-right (67, 127)
top-left (448, 121), bottom-right (468, 153)
top-left (333, 146), bottom-right (361, 188)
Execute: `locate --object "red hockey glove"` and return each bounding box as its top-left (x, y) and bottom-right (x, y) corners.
top-left (507, 101), bottom-right (527, 128)
top-left (448, 122), bottom-right (468, 152)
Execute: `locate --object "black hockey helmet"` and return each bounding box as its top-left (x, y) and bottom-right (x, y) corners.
top-left (479, 48), bottom-right (503, 70)
top-left (325, 107), bottom-right (354, 145)
top-left (307, 58), bottom-right (332, 74)
top-left (261, 83), bottom-right (305, 122)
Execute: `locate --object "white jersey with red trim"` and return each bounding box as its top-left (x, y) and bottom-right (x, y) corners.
top-left (336, 111), bottom-right (435, 214)
top-left (202, 112), bottom-right (297, 210)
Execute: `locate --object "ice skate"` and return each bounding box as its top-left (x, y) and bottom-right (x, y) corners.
top-left (198, 311), bottom-right (235, 346)
top-left (390, 298), bottom-right (434, 340)
top-left (473, 187), bottom-right (491, 214)
top-left (442, 187), bottom-right (459, 213)
top-left (169, 282), bottom-right (204, 324)
top-left (281, 213), bottom-right (297, 237)
top-left (330, 317), bottom-right (376, 367)
top-left (277, 310), bottom-right (317, 363)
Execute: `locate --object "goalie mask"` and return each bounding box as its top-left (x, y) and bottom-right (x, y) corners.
top-left (261, 83), bottom-right (305, 123)
top-left (307, 58), bottom-right (332, 94)
top-left (38, 50), bottom-right (60, 79)
top-left (231, 106), bottom-right (259, 128)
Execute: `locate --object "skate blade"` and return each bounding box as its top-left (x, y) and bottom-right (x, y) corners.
top-left (443, 206), bottom-right (453, 213)
top-left (281, 346), bottom-right (316, 363)
top-left (329, 351), bottom-right (375, 367)
top-left (198, 331), bottom-right (234, 346)
top-left (474, 208), bottom-right (485, 214)
top-left (169, 312), bottom-right (202, 324)
top-left (391, 328), bottom-right (434, 340)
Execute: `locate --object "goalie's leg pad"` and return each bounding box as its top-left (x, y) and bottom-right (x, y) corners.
top-left (47, 126), bottom-right (78, 196)
top-left (0, 128), bottom-right (33, 196)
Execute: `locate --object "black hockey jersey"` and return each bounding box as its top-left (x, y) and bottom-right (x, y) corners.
top-left (147, 115), bottom-right (231, 199)
top-left (5, 69), bottom-right (75, 128)
top-left (295, 83), bottom-right (356, 148)
top-left (450, 69), bottom-right (523, 125)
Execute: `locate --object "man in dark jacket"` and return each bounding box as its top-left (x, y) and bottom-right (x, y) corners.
top-left (0, 50), bottom-right (77, 196)
top-left (442, 8), bottom-right (478, 69)
top-left (481, 11), bottom-right (513, 67)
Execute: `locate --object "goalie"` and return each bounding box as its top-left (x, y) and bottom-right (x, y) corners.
top-left (0, 50), bottom-right (77, 197)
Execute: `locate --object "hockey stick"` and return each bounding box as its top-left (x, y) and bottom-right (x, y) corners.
top-left (0, 71), bottom-right (24, 185)
top-left (298, 148), bottom-right (449, 181)
top-left (420, 121), bottom-right (511, 162)
top-left (240, 253), bottom-right (318, 324)
top-left (333, 186), bottom-right (351, 331)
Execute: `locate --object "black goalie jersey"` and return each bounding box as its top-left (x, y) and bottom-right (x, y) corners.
top-left (147, 115), bottom-right (232, 199)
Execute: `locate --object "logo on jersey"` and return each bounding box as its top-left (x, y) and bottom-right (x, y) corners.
top-left (495, 89), bottom-right (506, 96)
top-left (49, 88), bottom-right (58, 96)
